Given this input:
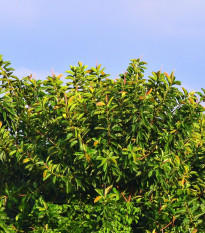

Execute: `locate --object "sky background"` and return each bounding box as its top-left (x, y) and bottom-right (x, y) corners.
top-left (0, 0), bottom-right (205, 93)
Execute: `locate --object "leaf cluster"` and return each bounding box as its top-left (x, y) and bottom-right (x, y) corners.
top-left (0, 55), bottom-right (205, 232)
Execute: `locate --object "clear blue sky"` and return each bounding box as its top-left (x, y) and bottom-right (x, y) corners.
top-left (1, 0), bottom-right (205, 92)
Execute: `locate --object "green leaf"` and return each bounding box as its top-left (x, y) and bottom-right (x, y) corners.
top-left (107, 96), bottom-right (114, 108)
top-left (70, 140), bottom-right (78, 148)
top-left (67, 133), bottom-right (73, 140)
top-left (104, 185), bottom-right (113, 196)
top-left (66, 180), bottom-right (72, 194)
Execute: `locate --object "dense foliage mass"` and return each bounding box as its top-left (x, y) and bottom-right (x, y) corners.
top-left (0, 55), bottom-right (205, 232)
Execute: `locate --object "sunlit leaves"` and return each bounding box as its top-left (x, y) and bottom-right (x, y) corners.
top-left (0, 55), bottom-right (204, 232)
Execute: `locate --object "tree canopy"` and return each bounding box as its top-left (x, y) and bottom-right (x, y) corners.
top-left (0, 55), bottom-right (205, 232)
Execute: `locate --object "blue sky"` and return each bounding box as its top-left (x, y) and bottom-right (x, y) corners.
top-left (1, 0), bottom-right (205, 92)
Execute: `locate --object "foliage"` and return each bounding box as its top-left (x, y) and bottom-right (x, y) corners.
top-left (0, 54), bottom-right (205, 232)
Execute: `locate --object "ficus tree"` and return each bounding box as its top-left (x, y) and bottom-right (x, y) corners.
top-left (0, 54), bottom-right (205, 232)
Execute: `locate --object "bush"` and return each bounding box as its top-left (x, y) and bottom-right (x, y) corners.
top-left (0, 55), bottom-right (205, 232)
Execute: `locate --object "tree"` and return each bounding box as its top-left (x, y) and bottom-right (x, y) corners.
top-left (0, 55), bottom-right (205, 232)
